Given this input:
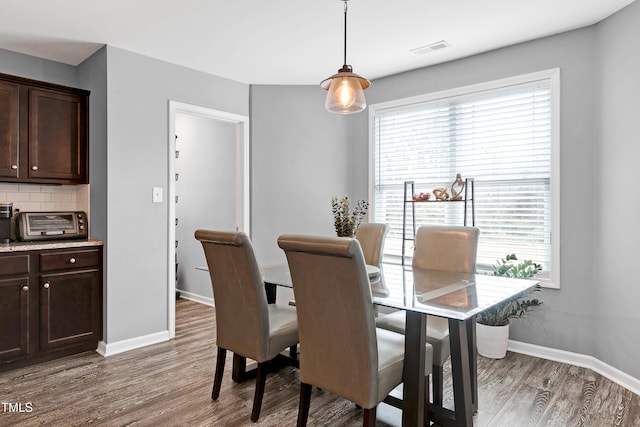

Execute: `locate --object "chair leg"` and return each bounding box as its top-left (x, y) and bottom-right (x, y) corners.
top-left (424, 376), bottom-right (431, 427)
top-left (290, 344), bottom-right (298, 359)
top-left (432, 364), bottom-right (444, 406)
top-left (297, 382), bottom-right (312, 427)
top-left (232, 353), bottom-right (247, 383)
top-left (251, 362), bottom-right (269, 422)
top-left (363, 406), bottom-right (377, 427)
top-left (212, 347), bottom-right (226, 400)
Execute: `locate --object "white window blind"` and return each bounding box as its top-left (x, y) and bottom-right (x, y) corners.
top-left (371, 71), bottom-right (559, 286)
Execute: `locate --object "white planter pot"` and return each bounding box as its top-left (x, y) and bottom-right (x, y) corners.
top-left (476, 323), bottom-right (509, 359)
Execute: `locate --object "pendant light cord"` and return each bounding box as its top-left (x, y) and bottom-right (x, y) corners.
top-left (343, 0), bottom-right (348, 67)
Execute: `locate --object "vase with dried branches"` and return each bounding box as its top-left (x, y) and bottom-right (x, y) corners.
top-left (331, 196), bottom-right (369, 237)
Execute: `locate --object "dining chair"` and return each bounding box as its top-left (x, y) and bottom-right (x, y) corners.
top-left (195, 229), bottom-right (299, 422)
top-left (287, 224), bottom-right (387, 308)
top-left (355, 222), bottom-right (388, 267)
top-left (375, 225), bottom-right (479, 406)
top-left (278, 234), bottom-right (433, 427)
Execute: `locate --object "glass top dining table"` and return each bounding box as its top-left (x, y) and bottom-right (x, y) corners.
top-left (261, 262), bottom-right (538, 427)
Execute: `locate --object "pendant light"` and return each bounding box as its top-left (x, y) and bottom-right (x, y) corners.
top-left (320, 0), bottom-right (370, 114)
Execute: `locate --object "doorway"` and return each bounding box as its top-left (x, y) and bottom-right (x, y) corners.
top-left (167, 101), bottom-right (250, 338)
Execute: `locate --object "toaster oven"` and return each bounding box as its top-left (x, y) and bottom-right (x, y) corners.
top-left (16, 211), bottom-right (88, 241)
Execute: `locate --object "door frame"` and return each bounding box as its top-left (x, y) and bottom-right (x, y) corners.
top-left (167, 100), bottom-right (250, 338)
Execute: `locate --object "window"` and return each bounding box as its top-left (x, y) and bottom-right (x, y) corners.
top-left (369, 69), bottom-right (560, 288)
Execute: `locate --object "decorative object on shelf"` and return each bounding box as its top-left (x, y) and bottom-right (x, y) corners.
top-left (476, 254), bottom-right (543, 359)
top-left (320, 0), bottom-right (370, 114)
top-left (412, 192), bottom-right (431, 201)
top-left (450, 173), bottom-right (465, 201)
top-left (331, 196), bottom-right (369, 237)
top-left (402, 179), bottom-right (475, 265)
top-left (433, 187), bottom-right (450, 200)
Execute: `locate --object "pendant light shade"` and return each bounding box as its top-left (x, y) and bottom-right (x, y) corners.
top-left (321, 1), bottom-right (370, 114)
top-left (321, 66), bottom-right (370, 113)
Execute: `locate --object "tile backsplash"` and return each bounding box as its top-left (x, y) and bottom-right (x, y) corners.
top-left (0, 183), bottom-right (89, 214)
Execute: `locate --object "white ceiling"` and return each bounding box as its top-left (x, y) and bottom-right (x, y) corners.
top-left (0, 0), bottom-right (635, 85)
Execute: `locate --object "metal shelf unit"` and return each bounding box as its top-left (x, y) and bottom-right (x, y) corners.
top-left (401, 178), bottom-right (475, 265)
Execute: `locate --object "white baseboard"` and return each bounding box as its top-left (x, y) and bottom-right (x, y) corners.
top-left (508, 340), bottom-right (640, 396)
top-left (176, 289), bottom-right (214, 307)
top-left (94, 290), bottom-right (212, 358)
top-left (96, 331), bottom-right (170, 357)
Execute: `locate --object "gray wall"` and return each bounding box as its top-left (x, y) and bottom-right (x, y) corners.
top-left (250, 85), bottom-right (354, 266)
top-left (593, 1), bottom-right (640, 378)
top-left (175, 113), bottom-right (238, 299)
top-left (0, 48), bottom-right (79, 87)
top-left (346, 4), bottom-right (640, 378)
top-left (77, 47), bottom-right (109, 338)
top-left (101, 46), bottom-right (249, 343)
top-left (78, 48), bottom-right (108, 242)
top-left (361, 28), bottom-right (598, 357)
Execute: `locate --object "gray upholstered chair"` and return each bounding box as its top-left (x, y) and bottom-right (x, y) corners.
top-left (278, 234), bottom-right (433, 427)
top-left (195, 230), bottom-right (299, 422)
top-left (375, 225), bottom-right (479, 405)
top-left (288, 223), bottom-right (387, 308)
top-left (355, 222), bottom-right (388, 267)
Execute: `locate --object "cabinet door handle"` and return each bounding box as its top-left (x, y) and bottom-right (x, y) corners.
top-left (31, 165), bottom-right (38, 171)
top-left (43, 283), bottom-right (50, 289)
top-left (22, 286), bottom-right (29, 292)
top-left (69, 257), bottom-right (76, 264)
top-left (11, 164), bottom-right (18, 170)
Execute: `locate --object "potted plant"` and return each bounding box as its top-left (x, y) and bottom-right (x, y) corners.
top-left (331, 196), bottom-right (369, 237)
top-left (476, 254), bottom-right (543, 359)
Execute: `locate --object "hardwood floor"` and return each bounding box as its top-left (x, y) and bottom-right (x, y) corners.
top-left (1, 299), bottom-right (638, 426)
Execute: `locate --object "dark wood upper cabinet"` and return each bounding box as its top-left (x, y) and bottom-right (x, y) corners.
top-left (0, 80), bottom-right (20, 179)
top-left (0, 73), bottom-right (89, 185)
top-left (29, 89), bottom-right (87, 182)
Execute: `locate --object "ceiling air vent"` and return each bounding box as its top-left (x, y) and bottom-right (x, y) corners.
top-left (410, 40), bottom-right (451, 55)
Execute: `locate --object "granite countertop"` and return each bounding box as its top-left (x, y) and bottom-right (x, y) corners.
top-left (0, 239), bottom-right (104, 253)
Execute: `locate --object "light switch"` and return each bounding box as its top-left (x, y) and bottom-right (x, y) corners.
top-left (152, 187), bottom-right (163, 203)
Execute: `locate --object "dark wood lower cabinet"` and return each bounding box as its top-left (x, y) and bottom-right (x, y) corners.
top-left (0, 277), bottom-right (30, 360)
top-left (40, 269), bottom-right (101, 351)
top-left (0, 244), bottom-right (103, 372)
